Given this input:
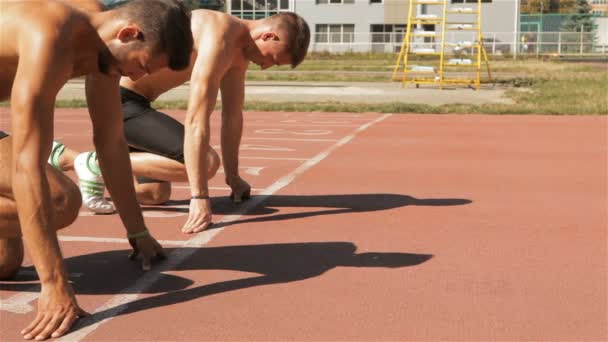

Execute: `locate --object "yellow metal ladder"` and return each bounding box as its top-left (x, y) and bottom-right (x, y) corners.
top-left (392, 0), bottom-right (492, 90)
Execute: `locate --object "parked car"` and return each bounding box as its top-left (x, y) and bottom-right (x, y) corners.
top-left (453, 38), bottom-right (511, 56)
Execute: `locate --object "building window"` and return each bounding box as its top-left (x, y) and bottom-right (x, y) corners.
top-left (370, 24), bottom-right (407, 43)
top-left (230, 0), bottom-right (289, 19)
top-left (315, 24), bottom-right (355, 43)
top-left (316, 0), bottom-right (355, 4)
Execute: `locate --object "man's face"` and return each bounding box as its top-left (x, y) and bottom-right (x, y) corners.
top-left (110, 44), bottom-right (168, 81)
top-left (104, 25), bottom-right (168, 80)
top-left (251, 31), bottom-right (292, 70)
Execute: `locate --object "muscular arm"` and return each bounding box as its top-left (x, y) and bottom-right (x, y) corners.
top-left (85, 73), bottom-right (147, 235)
top-left (184, 42), bottom-right (232, 198)
top-left (10, 33), bottom-right (72, 288)
top-left (219, 68), bottom-right (245, 185)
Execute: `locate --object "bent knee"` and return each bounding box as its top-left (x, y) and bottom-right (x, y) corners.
top-left (137, 182), bottom-right (171, 205)
top-left (0, 237), bottom-right (24, 280)
top-left (51, 180), bottom-right (82, 229)
top-left (207, 148), bottom-right (221, 179)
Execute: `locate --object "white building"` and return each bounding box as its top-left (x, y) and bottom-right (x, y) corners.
top-left (227, 0), bottom-right (520, 53)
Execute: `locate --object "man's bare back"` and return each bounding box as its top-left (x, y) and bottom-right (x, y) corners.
top-left (0, 1), bottom-right (106, 100)
top-left (113, 10), bottom-right (309, 234)
top-left (121, 10), bottom-right (250, 101)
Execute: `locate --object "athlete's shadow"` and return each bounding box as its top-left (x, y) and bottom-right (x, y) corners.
top-left (143, 193), bottom-right (472, 228)
top-left (1, 242), bottom-right (432, 331)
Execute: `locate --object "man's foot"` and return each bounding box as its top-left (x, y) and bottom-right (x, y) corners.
top-left (74, 152), bottom-right (115, 214)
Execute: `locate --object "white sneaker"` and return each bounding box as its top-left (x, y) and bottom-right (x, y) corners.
top-left (48, 141), bottom-right (65, 170)
top-left (74, 152), bottom-right (115, 214)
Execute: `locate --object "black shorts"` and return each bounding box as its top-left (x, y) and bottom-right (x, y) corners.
top-left (120, 87), bottom-right (185, 164)
top-left (0, 131), bottom-right (8, 140)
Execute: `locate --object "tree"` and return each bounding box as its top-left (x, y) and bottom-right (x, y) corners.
top-left (521, 0), bottom-right (576, 13)
top-left (561, 0), bottom-right (595, 32)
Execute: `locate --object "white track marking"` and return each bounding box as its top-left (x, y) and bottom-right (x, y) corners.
top-left (239, 144), bottom-right (295, 152)
top-left (243, 137), bottom-right (338, 142)
top-left (255, 128), bottom-right (333, 136)
top-left (241, 156), bottom-right (308, 161)
top-left (58, 235), bottom-right (198, 247)
top-left (217, 166), bottom-right (266, 176)
top-left (1, 291), bottom-right (41, 314)
top-left (1, 272), bottom-right (83, 314)
top-left (280, 120), bottom-right (353, 125)
top-left (58, 114), bottom-right (392, 341)
top-left (171, 185), bottom-right (263, 191)
top-left (241, 123), bottom-right (359, 127)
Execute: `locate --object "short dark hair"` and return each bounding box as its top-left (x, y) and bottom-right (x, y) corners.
top-left (266, 12), bottom-right (310, 68)
top-left (114, 0), bottom-right (193, 71)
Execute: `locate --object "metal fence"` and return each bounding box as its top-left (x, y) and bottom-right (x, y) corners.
top-left (310, 31), bottom-right (608, 56)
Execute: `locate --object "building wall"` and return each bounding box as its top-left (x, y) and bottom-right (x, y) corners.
top-left (295, 0), bottom-right (387, 52)
top-left (595, 17), bottom-right (608, 47)
top-left (225, 0), bottom-right (518, 53)
top-left (590, 0), bottom-right (608, 16)
top-left (293, 0), bottom-right (517, 53)
top-left (426, 1), bottom-right (518, 49)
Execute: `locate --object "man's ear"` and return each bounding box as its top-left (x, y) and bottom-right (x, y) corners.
top-left (261, 32), bottom-right (278, 41)
top-left (117, 24), bottom-right (142, 43)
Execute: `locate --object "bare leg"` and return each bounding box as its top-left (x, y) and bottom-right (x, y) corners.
top-left (57, 146), bottom-right (79, 171)
top-left (0, 137), bottom-right (82, 279)
top-left (48, 144), bottom-right (221, 206)
top-left (130, 148), bottom-right (220, 205)
top-left (0, 237), bottom-right (23, 279)
top-left (134, 180), bottom-right (172, 205)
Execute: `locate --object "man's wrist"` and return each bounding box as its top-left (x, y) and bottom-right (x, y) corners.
top-left (127, 228), bottom-right (149, 239)
top-left (225, 174), bottom-right (240, 185)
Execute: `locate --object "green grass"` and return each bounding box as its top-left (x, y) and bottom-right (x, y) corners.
top-left (3, 55), bottom-right (607, 115)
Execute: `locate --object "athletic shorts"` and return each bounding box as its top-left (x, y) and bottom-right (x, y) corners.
top-left (0, 130), bottom-right (8, 140)
top-left (120, 87), bottom-right (185, 164)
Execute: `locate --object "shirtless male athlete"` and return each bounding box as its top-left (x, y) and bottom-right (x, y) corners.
top-left (51, 9), bottom-right (310, 233)
top-left (0, 0), bottom-right (192, 339)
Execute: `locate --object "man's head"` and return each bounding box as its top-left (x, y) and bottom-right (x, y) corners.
top-left (101, 0), bottom-right (193, 80)
top-left (249, 12), bottom-right (310, 70)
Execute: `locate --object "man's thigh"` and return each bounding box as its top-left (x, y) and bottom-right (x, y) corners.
top-left (124, 109), bottom-right (185, 163)
top-left (0, 133), bottom-right (13, 198)
top-left (0, 133), bottom-right (78, 199)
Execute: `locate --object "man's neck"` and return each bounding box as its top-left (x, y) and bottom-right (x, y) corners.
top-left (90, 10), bottom-right (124, 42)
top-left (240, 19), bottom-right (266, 59)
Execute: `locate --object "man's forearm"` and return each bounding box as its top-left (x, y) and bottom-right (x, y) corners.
top-left (94, 137), bottom-right (146, 234)
top-left (220, 110), bottom-right (243, 182)
top-left (184, 126), bottom-right (210, 196)
top-left (12, 166), bottom-right (69, 285)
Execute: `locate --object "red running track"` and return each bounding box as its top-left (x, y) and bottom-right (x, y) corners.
top-left (1, 109), bottom-right (606, 340)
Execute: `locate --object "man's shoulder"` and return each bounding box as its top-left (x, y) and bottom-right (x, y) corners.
top-left (11, 1), bottom-right (83, 40)
top-left (62, 0), bottom-right (106, 13)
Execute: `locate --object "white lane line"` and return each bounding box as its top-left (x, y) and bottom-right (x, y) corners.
top-left (1, 291), bottom-right (41, 314)
top-left (240, 123), bottom-right (361, 127)
top-left (58, 235), bottom-right (198, 247)
top-left (171, 185), bottom-right (264, 191)
top-left (255, 129), bottom-right (333, 136)
top-left (243, 137), bottom-right (339, 142)
top-left (1, 272), bottom-right (83, 314)
top-left (240, 156), bottom-right (308, 161)
top-left (58, 113), bottom-right (392, 341)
